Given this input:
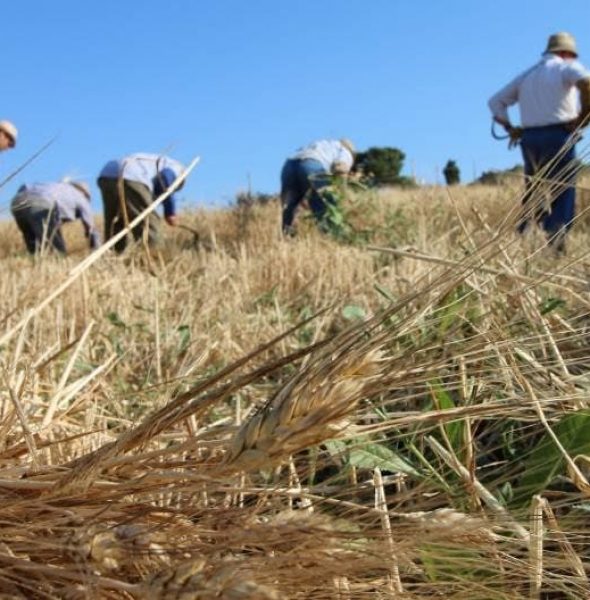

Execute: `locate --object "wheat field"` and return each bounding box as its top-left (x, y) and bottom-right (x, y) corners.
top-left (0, 175), bottom-right (590, 598)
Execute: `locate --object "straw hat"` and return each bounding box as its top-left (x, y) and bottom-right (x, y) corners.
top-left (545, 32), bottom-right (578, 57)
top-left (0, 120), bottom-right (18, 146)
top-left (340, 138), bottom-right (356, 155)
top-left (68, 180), bottom-right (91, 200)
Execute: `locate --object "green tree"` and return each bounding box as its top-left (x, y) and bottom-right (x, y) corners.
top-left (354, 147), bottom-right (409, 186)
top-left (442, 160), bottom-right (460, 185)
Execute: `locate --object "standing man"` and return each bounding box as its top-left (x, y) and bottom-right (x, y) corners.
top-left (280, 138), bottom-right (355, 235)
top-left (0, 120), bottom-right (17, 152)
top-left (97, 153), bottom-right (185, 253)
top-left (10, 180), bottom-right (100, 255)
top-left (488, 32), bottom-right (590, 251)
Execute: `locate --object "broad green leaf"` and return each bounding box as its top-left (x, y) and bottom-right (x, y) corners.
top-left (430, 380), bottom-right (464, 452)
top-left (323, 439), bottom-right (348, 457)
top-left (348, 442), bottom-right (419, 476)
top-left (342, 305), bottom-right (366, 321)
top-left (515, 410), bottom-right (590, 505)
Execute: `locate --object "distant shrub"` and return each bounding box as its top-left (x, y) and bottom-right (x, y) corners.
top-left (474, 165), bottom-right (523, 186)
top-left (235, 191), bottom-right (278, 207)
top-left (391, 175), bottom-right (419, 189)
top-left (443, 160), bottom-right (460, 185)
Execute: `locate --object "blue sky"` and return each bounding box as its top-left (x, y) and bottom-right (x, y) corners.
top-left (2, 0), bottom-right (590, 213)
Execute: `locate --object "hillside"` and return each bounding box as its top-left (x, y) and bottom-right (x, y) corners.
top-left (1, 181), bottom-right (590, 598)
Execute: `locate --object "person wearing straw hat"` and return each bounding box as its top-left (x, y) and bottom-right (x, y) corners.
top-left (0, 120), bottom-right (17, 152)
top-left (10, 180), bottom-right (100, 255)
top-left (280, 138), bottom-right (355, 235)
top-left (97, 153), bottom-right (185, 253)
top-left (488, 32), bottom-right (590, 251)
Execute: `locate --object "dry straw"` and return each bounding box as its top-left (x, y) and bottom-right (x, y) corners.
top-left (0, 151), bottom-right (588, 596)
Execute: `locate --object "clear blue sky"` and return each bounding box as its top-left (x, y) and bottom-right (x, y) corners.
top-left (2, 0), bottom-right (590, 213)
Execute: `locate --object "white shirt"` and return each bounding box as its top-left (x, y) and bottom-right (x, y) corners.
top-left (488, 54), bottom-right (590, 128)
top-left (292, 140), bottom-right (354, 172)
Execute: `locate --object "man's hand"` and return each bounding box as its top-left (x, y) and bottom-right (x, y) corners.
top-left (331, 161), bottom-right (350, 176)
top-left (165, 215), bottom-right (178, 227)
top-left (89, 230), bottom-right (101, 250)
top-left (507, 126), bottom-right (523, 149)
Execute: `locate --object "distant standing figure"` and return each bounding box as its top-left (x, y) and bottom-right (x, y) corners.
top-left (10, 181), bottom-right (100, 255)
top-left (281, 138), bottom-right (355, 234)
top-left (488, 32), bottom-right (590, 251)
top-left (97, 153), bottom-right (185, 253)
top-left (0, 120), bottom-right (18, 152)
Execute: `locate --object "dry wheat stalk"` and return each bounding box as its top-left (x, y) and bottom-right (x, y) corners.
top-left (529, 495), bottom-right (544, 599)
top-left (374, 467), bottom-right (403, 595)
top-left (226, 349), bottom-right (382, 471)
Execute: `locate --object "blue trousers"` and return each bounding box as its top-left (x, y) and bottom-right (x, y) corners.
top-left (281, 158), bottom-right (332, 232)
top-left (12, 206), bottom-right (66, 255)
top-left (518, 124), bottom-right (577, 246)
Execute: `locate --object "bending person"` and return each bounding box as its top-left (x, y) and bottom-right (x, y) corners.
top-left (11, 180), bottom-right (100, 255)
top-left (280, 138), bottom-right (355, 235)
top-left (97, 153), bottom-right (185, 253)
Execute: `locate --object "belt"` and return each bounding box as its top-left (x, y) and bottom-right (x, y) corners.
top-left (522, 123), bottom-right (568, 132)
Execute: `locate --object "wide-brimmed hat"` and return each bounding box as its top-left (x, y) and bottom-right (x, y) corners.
top-left (68, 180), bottom-right (91, 200)
top-left (0, 120), bottom-right (18, 146)
top-left (545, 32), bottom-right (578, 57)
top-left (340, 138), bottom-right (356, 155)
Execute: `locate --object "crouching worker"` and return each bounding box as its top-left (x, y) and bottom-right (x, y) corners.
top-left (281, 138), bottom-right (355, 235)
top-left (11, 180), bottom-right (100, 255)
top-left (97, 153), bottom-right (185, 253)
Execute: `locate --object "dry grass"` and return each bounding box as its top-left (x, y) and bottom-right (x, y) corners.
top-left (0, 176), bottom-right (590, 597)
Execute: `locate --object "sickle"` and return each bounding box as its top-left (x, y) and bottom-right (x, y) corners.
top-left (491, 121), bottom-right (510, 140)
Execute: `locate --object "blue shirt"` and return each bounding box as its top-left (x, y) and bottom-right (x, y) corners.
top-left (12, 182), bottom-right (100, 248)
top-left (99, 153), bottom-right (185, 217)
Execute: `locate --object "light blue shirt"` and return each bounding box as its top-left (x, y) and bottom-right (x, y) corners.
top-left (12, 182), bottom-right (100, 247)
top-left (489, 54), bottom-right (590, 128)
top-left (99, 153), bottom-right (185, 217)
top-left (99, 153), bottom-right (185, 192)
top-left (292, 140), bottom-right (354, 172)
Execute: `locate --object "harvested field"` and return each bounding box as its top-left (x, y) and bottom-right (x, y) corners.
top-left (1, 178), bottom-right (590, 598)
